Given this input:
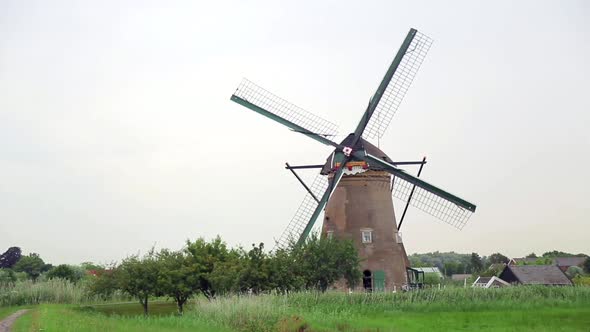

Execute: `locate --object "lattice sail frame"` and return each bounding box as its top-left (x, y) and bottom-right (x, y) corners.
top-left (233, 79), bottom-right (339, 137)
top-left (274, 174), bottom-right (329, 249)
top-left (363, 31), bottom-right (433, 140)
top-left (391, 175), bottom-right (472, 229)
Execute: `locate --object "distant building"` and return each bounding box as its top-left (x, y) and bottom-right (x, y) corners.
top-left (554, 257), bottom-right (587, 272)
top-left (412, 267), bottom-right (444, 279)
top-left (498, 265), bottom-right (572, 286)
top-left (472, 276), bottom-right (510, 288)
top-left (451, 274), bottom-right (471, 282)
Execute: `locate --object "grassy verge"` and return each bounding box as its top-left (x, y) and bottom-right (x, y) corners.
top-left (0, 306), bottom-right (30, 320)
top-left (11, 304), bottom-right (231, 332)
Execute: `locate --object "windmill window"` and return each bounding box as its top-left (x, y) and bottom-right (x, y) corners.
top-left (395, 232), bottom-right (403, 244)
top-left (361, 229), bottom-right (373, 243)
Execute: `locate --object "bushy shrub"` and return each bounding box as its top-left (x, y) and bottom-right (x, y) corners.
top-left (566, 266), bottom-right (583, 279)
top-left (46, 264), bottom-right (85, 283)
top-left (572, 275), bottom-right (590, 286)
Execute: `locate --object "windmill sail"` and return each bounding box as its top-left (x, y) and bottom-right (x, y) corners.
top-left (231, 79), bottom-right (339, 143)
top-left (274, 174), bottom-right (329, 249)
top-left (362, 30), bottom-right (433, 140)
top-left (391, 175), bottom-right (473, 229)
top-left (365, 153), bottom-right (475, 229)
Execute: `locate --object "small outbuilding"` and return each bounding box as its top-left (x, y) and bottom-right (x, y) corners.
top-left (472, 276), bottom-right (510, 288)
top-left (412, 267), bottom-right (444, 279)
top-left (498, 265), bottom-right (572, 286)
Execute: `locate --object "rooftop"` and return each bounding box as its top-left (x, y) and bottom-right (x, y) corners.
top-left (501, 265), bottom-right (572, 286)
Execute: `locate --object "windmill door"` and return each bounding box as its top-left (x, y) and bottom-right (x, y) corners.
top-left (373, 270), bottom-right (385, 292)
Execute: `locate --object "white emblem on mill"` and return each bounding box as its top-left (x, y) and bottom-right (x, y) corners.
top-left (342, 146), bottom-right (353, 157)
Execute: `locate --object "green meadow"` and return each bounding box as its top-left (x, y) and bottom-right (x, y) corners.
top-left (5, 286), bottom-right (590, 331)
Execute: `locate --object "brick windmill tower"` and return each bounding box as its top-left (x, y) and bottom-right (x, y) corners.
top-left (229, 28), bottom-right (476, 291)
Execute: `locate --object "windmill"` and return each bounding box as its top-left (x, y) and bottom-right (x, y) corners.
top-left (229, 28), bottom-right (477, 291)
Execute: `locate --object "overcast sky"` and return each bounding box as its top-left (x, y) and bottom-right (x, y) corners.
top-left (1, 0), bottom-right (588, 265)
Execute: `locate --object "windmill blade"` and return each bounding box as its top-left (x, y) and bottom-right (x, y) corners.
top-left (391, 176), bottom-right (473, 229)
top-left (231, 79), bottom-right (340, 147)
top-left (364, 153), bottom-right (476, 229)
top-left (296, 164), bottom-right (346, 245)
top-left (360, 29), bottom-right (433, 140)
top-left (274, 174), bottom-right (330, 249)
top-left (275, 153), bottom-right (348, 249)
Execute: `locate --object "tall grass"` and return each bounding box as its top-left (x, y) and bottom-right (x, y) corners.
top-left (278, 285), bottom-right (590, 311)
top-left (184, 286), bottom-right (590, 331)
top-left (0, 279), bottom-right (128, 306)
top-left (189, 295), bottom-right (291, 332)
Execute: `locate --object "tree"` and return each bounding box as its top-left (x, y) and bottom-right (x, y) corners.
top-left (542, 250), bottom-right (585, 258)
top-left (186, 236), bottom-right (234, 300)
top-left (267, 247), bottom-right (305, 294)
top-left (470, 253), bottom-right (483, 273)
top-left (13, 253), bottom-right (45, 281)
top-left (87, 267), bottom-right (118, 300)
top-left (526, 252), bottom-right (537, 258)
top-left (80, 262), bottom-right (103, 271)
top-left (0, 247), bottom-right (22, 269)
top-left (116, 250), bottom-right (160, 315)
top-left (207, 251), bottom-right (243, 295)
top-left (156, 249), bottom-right (200, 315)
top-left (0, 269), bottom-right (17, 283)
top-left (488, 253), bottom-right (509, 265)
top-left (583, 257), bottom-right (590, 274)
top-left (237, 243), bottom-right (273, 294)
top-left (46, 264), bottom-right (83, 283)
top-left (293, 233), bottom-right (361, 292)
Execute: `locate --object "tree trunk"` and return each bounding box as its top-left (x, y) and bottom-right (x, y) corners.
top-left (176, 297), bottom-right (185, 315)
top-left (141, 296), bottom-right (148, 316)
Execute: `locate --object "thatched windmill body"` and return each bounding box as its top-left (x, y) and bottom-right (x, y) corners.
top-left (230, 28), bottom-right (477, 291)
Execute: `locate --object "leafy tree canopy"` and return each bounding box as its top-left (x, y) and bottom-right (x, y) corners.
top-left (46, 264), bottom-right (84, 283)
top-left (488, 253), bottom-right (509, 265)
top-left (116, 249), bottom-right (160, 315)
top-left (542, 250), bottom-right (587, 258)
top-left (13, 253), bottom-right (45, 280)
top-left (470, 253), bottom-right (484, 273)
top-left (157, 249), bottom-right (201, 314)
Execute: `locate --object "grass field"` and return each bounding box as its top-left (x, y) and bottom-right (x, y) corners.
top-left (7, 287), bottom-right (590, 331)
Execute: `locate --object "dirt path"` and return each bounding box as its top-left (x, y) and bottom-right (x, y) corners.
top-left (0, 309), bottom-right (29, 332)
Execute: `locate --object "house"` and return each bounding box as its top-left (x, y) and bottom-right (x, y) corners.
top-left (554, 257), bottom-right (587, 272)
top-left (472, 276), bottom-right (511, 288)
top-left (498, 265), bottom-right (572, 286)
top-left (413, 267), bottom-right (444, 279)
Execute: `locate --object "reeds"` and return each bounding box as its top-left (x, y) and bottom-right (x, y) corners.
top-left (0, 279), bottom-right (128, 306)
